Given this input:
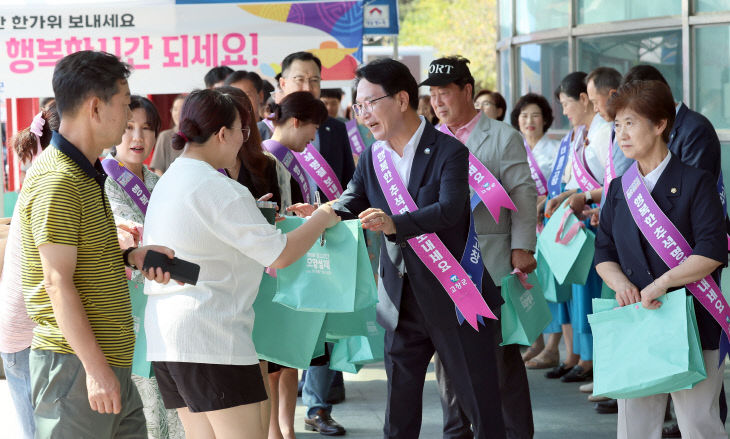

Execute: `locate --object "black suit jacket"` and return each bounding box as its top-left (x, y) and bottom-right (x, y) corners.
top-left (668, 103), bottom-right (721, 182)
top-left (333, 122), bottom-right (502, 331)
top-left (257, 117), bottom-right (355, 203)
top-left (596, 155), bottom-right (727, 349)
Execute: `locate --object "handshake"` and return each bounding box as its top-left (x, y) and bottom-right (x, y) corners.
top-left (287, 202), bottom-right (396, 235)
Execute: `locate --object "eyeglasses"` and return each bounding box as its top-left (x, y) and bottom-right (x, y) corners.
top-left (352, 94), bottom-right (392, 117)
top-left (241, 127), bottom-right (251, 142)
top-left (288, 75), bottom-right (321, 87)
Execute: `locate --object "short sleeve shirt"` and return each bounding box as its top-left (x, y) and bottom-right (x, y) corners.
top-left (18, 132), bottom-right (134, 367)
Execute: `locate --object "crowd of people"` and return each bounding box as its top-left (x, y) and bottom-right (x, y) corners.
top-left (0, 45), bottom-right (727, 439)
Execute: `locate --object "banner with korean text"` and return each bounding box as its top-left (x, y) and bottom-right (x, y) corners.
top-left (0, 0), bottom-right (363, 98)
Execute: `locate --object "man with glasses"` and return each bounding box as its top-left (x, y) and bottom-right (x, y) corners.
top-left (259, 51), bottom-right (355, 436)
top-left (424, 56), bottom-right (536, 439)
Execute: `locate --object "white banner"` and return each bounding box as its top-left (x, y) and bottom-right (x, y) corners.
top-left (0, 1), bottom-right (363, 97)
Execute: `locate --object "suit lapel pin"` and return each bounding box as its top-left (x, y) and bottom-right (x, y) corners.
top-left (325, 126), bottom-right (331, 131)
top-left (670, 187), bottom-right (678, 194)
top-left (424, 147), bottom-right (431, 155)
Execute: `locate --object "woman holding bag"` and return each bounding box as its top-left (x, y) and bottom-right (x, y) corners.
top-left (595, 79), bottom-right (727, 438)
top-left (143, 89), bottom-right (339, 439)
top-left (542, 72), bottom-right (611, 383)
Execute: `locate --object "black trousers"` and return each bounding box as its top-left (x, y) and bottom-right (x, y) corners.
top-left (383, 279), bottom-right (506, 439)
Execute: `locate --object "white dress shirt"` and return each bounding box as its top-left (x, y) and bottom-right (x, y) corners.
top-left (642, 151), bottom-right (672, 193)
top-left (384, 116), bottom-right (426, 187)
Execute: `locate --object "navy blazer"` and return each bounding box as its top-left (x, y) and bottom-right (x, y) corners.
top-left (668, 103), bottom-right (721, 182)
top-left (333, 122), bottom-right (502, 331)
top-left (596, 155), bottom-right (727, 349)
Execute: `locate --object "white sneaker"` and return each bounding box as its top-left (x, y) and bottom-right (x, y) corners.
top-left (579, 382), bottom-right (593, 393)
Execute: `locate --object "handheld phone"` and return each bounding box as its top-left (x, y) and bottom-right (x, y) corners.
top-left (142, 250), bottom-right (200, 286)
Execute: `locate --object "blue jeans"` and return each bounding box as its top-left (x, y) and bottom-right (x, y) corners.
top-left (1, 348), bottom-right (35, 439)
top-left (303, 364), bottom-right (335, 418)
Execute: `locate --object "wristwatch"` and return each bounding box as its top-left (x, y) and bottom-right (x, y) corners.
top-left (584, 191), bottom-right (593, 204)
top-left (122, 247), bottom-right (137, 269)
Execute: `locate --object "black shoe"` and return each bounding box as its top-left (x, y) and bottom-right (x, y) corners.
top-left (545, 363), bottom-right (573, 379)
top-left (304, 409), bottom-right (346, 436)
top-left (561, 365), bottom-right (593, 383)
top-left (327, 385), bottom-right (346, 405)
top-left (594, 399), bottom-right (618, 414)
top-left (662, 423), bottom-right (681, 438)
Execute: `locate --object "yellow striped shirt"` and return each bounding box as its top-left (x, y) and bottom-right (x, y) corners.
top-left (18, 135), bottom-right (134, 367)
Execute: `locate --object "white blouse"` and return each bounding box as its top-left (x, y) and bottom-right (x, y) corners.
top-left (564, 113), bottom-right (612, 190)
top-left (143, 158), bottom-right (287, 365)
top-left (530, 135), bottom-right (560, 180)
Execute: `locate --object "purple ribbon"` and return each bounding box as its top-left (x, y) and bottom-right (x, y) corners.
top-left (622, 162), bottom-right (730, 365)
top-left (372, 142), bottom-right (496, 330)
top-left (262, 139), bottom-right (312, 202)
top-left (570, 126), bottom-right (600, 193)
top-left (101, 158), bottom-right (150, 215)
top-left (523, 138), bottom-right (548, 196)
top-left (437, 123), bottom-right (517, 223)
top-left (346, 119), bottom-right (366, 156)
top-left (604, 126), bottom-right (617, 190)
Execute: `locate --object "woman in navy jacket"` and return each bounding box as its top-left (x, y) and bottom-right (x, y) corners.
top-left (595, 80), bottom-right (727, 438)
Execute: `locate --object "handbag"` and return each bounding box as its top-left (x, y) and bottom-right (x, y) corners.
top-left (500, 271), bottom-right (553, 346)
top-left (588, 289), bottom-right (706, 399)
top-left (537, 204), bottom-right (595, 285)
top-left (274, 217), bottom-right (377, 313)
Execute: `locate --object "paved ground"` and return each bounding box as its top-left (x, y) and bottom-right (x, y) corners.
top-left (4, 357), bottom-right (730, 438)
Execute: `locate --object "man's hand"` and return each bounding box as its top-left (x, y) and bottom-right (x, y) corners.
top-left (286, 203), bottom-right (317, 218)
top-left (511, 249), bottom-right (537, 274)
top-left (359, 208), bottom-right (396, 235)
top-left (86, 364), bottom-right (121, 414)
top-left (129, 245), bottom-right (176, 284)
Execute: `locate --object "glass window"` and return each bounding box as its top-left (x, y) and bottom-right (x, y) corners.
top-left (695, 0), bottom-right (730, 13)
top-left (577, 30), bottom-right (683, 101)
top-left (516, 41), bottom-right (570, 130)
top-left (578, 0), bottom-right (681, 24)
top-left (695, 25), bottom-right (730, 130)
top-left (515, 0), bottom-right (570, 35)
top-left (499, 0), bottom-right (513, 40)
top-left (499, 49), bottom-right (512, 116)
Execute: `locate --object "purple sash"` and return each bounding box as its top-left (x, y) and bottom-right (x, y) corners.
top-left (570, 126), bottom-right (601, 193)
top-left (604, 126), bottom-right (617, 189)
top-left (523, 138), bottom-right (548, 196)
top-left (262, 139), bottom-right (311, 202)
top-left (622, 162), bottom-right (730, 363)
top-left (263, 118), bottom-right (343, 201)
top-left (437, 123), bottom-right (517, 222)
top-left (372, 142), bottom-right (496, 329)
top-left (346, 119), bottom-right (366, 156)
top-left (101, 158), bottom-right (150, 215)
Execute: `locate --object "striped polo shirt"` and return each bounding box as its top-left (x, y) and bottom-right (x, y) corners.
top-left (18, 132), bottom-right (134, 367)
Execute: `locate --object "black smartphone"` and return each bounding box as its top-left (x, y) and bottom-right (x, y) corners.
top-left (142, 250), bottom-right (200, 286)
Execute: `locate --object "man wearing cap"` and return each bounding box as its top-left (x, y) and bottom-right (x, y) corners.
top-left (423, 56), bottom-right (536, 439)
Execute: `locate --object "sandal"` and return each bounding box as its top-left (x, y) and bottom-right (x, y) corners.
top-left (545, 362), bottom-right (573, 379)
top-left (521, 345), bottom-right (543, 362)
top-left (525, 350), bottom-right (559, 370)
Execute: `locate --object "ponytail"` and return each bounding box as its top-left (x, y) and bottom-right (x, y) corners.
top-left (13, 102), bottom-right (59, 163)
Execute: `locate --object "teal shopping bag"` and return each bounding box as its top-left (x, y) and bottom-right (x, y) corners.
top-left (537, 204), bottom-right (595, 285)
top-left (535, 248), bottom-right (572, 302)
top-left (329, 321), bottom-right (385, 373)
top-left (252, 273), bottom-right (327, 369)
top-left (129, 280), bottom-right (153, 378)
top-left (274, 218), bottom-right (377, 313)
top-left (500, 272), bottom-right (553, 346)
top-left (323, 305), bottom-right (377, 342)
top-left (329, 342), bottom-right (364, 374)
top-left (588, 289), bottom-right (706, 399)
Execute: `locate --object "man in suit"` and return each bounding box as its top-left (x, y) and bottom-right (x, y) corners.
top-left (333, 58), bottom-right (506, 439)
top-left (424, 56), bottom-right (536, 439)
top-left (259, 51), bottom-right (355, 436)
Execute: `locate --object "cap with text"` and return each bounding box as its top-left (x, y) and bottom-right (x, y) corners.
top-left (419, 57), bottom-right (473, 87)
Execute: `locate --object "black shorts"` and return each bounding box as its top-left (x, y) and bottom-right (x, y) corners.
top-left (152, 361), bottom-right (267, 412)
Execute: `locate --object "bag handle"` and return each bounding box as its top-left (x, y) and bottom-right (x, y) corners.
top-left (511, 268), bottom-right (533, 290)
top-left (555, 208), bottom-right (584, 245)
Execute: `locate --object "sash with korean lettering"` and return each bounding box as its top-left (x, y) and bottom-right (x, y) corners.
top-left (547, 130), bottom-right (573, 198)
top-left (372, 142), bottom-right (496, 330)
top-left (437, 123), bottom-right (517, 223)
top-left (715, 172), bottom-right (730, 251)
top-left (604, 126), bottom-right (617, 189)
top-left (101, 158), bottom-right (150, 215)
top-left (263, 118), bottom-right (343, 201)
top-left (570, 126), bottom-right (601, 193)
top-left (622, 162), bottom-right (730, 365)
top-left (524, 138), bottom-right (548, 196)
top-left (346, 119), bottom-right (366, 156)
top-left (261, 139), bottom-right (312, 202)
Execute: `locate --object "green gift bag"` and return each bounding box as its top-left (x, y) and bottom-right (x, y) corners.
top-left (535, 248), bottom-right (572, 302)
top-left (588, 289), bottom-right (706, 399)
top-left (129, 280), bottom-right (153, 378)
top-left (537, 204), bottom-right (595, 285)
top-left (329, 342), bottom-right (364, 374)
top-left (274, 218), bottom-right (377, 313)
top-left (323, 305), bottom-right (377, 342)
top-left (500, 272), bottom-right (553, 346)
top-left (329, 321), bottom-right (385, 373)
top-left (252, 273), bottom-right (327, 369)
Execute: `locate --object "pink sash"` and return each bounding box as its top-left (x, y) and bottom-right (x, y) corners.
top-left (622, 162), bottom-right (730, 363)
top-left (101, 158), bottom-right (150, 215)
top-left (372, 142), bottom-right (496, 329)
top-left (570, 126), bottom-right (601, 193)
top-left (437, 123), bottom-right (517, 222)
top-left (523, 138), bottom-right (548, 196)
